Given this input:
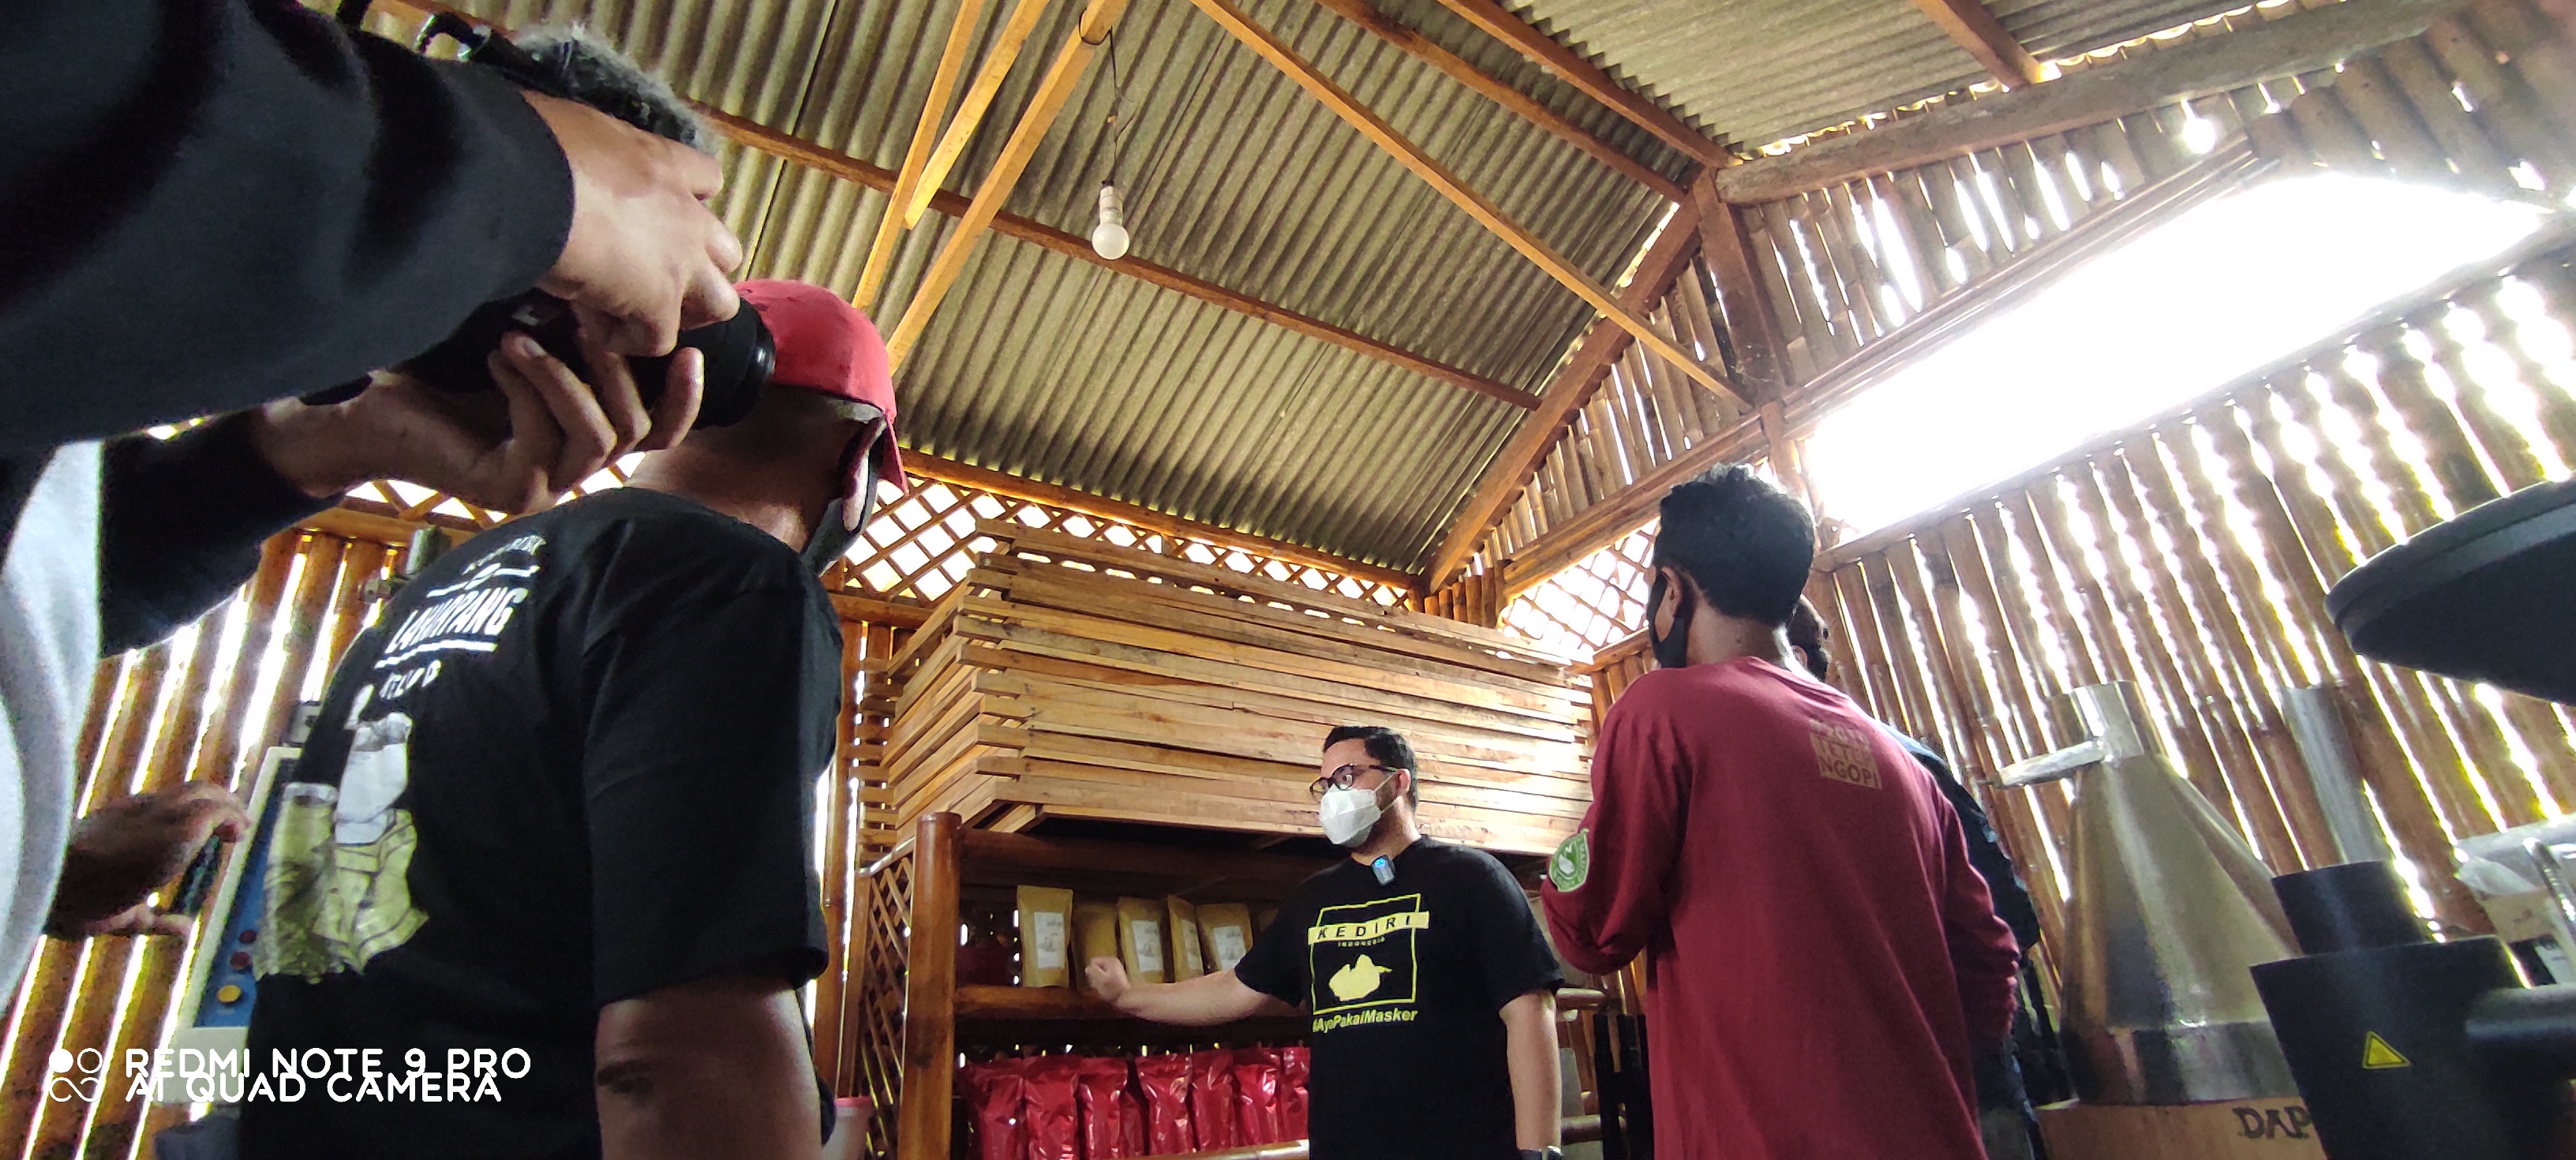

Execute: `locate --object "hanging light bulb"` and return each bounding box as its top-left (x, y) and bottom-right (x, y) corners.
top-left (1091, 182), bottom-right (1131, 260)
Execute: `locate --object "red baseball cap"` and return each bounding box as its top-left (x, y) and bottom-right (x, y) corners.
top-left (736, 279), bottom-right (905, 495)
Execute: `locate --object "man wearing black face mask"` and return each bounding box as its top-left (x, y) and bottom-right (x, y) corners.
top-left (241, 279), bottom-right (898, 1160)
top-left (1541, 466), bottom-right (2019, 1160)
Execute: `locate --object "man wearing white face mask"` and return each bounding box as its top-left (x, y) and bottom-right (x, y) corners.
top-left (1087, 725), bottom-right (1566, 1160)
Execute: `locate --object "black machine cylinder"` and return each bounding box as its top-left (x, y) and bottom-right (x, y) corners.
top-left (2252, 862), bottom-right (2576, 1159)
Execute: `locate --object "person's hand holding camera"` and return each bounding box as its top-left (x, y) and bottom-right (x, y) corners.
top-left (525, 91), bottom-right (744, 357)
top-left (250, 323), bottom-right (705, 513)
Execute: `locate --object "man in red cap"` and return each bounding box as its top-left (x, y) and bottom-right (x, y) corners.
top-left (242, 280), bottom-right (899, 1160)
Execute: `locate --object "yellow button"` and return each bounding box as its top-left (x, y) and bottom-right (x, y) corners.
top-left (216, 985), bottom-right (243, 1005)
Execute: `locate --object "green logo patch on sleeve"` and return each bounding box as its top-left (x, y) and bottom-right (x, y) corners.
top-left (1548, 829), bottom-right (1591, 892)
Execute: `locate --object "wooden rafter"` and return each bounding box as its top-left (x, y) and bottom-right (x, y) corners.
top-left (1425, 0), bottom-right (1732, 167)
top-left (1189, 0), bottom-right (1743, 407)
top-left (1687, 170), bottom-right (1786, 402)
top-left (900, 451), bottom-right (1419, 589)
top-left (1907, 0), bottom-right (2045, 89)
top-left (886, 0), bottom-right (1135, 369)
top-left (1713, 0), bottom-right (2452, 203)
top-left (1420, 196), bottom-right (1705, 588)
top-left (901, 0), bottom-right (1057, 229)
top-left (698, 107), bottom-right (1531, 408)
top-left (1307, 0), bottom-right (1686, 201)
top-left (854, 0), bottom-right (987, 309)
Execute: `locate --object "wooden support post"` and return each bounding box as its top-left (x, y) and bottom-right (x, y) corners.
top-left (855, 0), bottom-right (989, 310)
top-left (1187, 0), bottom-right (1742, 405)
top-left (903, 0), bottom-right (1058, 228)
top-left (1690, 174), bottom-right (1788, 403)
top-left (1907, 0), bottom-right (2046, 88)
top-left (886, 0), bottom-right (1136, 368)
top-left (1423, 0), bottom-right (1732, 167)
top-left (1307, 0), bottom-right (1685, 200)
top-left (895, 811), bottom-right (962, 1160)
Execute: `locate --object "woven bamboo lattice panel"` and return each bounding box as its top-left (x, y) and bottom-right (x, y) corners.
top-left (819, 840), bottom-right (913, 1158)
top-left (336, 463), bottom-right (1413, 612)
top-left (869, 522), bottom-right (1589, 856)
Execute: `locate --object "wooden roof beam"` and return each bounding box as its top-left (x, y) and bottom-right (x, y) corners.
top-left (1424, 0), bottom-right (1732, 168)
top-left (886, 0), bottom-right (1135, 369)
top-left (695, 108), bottom-right (1531, 409)
top-left (1908, 0), bottom-right (2046, 89)
top-left (900, 452), bottom-right (1421, 590)
top-left (1713, 0), bottom-right (2453, 203)
top-left (1189, 0), bottom-right (1743, 410)
top-left (1307, 0), bottom-right (1687, 202)
top-left (853, 0), bottom-right (987, 310)
top-left (1419, 196), bottom-right (1705, 589)
top-left (901, 0), bottom-right (1058, 229)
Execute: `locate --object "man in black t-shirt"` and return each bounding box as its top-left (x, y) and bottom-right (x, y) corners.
top-left (1088, 725), bottom-right (1566, 1160)
top-left (241, 280), bottom-right (904, 1160)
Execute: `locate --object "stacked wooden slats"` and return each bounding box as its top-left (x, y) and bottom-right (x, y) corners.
top-left (871, 522), bottom-right (1590, 855)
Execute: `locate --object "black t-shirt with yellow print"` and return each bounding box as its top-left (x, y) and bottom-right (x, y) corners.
top-left (1233, 837), bottom-right (1563, 1160)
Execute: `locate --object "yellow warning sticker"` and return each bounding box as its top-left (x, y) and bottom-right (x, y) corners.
top-left (2362, 1031), bottom-right (2411, 1069)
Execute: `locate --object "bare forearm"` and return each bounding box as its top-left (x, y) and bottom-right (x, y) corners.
top-left (1110, 970), bottom-right (1291, 1027)
top-left (1503, 992), bottom-right (1562, 1150)
top-left (597, 982), bottom-right (819, 1160)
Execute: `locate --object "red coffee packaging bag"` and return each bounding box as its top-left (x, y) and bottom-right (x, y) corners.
top-left (1074, 1057), bottom-right (1132, 1160)
top-left (960, 1057), bottom-right (1030, 1160)
top-left (1187, 1049), bottom-right (1239, 1151)
top-left (1277, 1046), bottom-right (1311, 1139)
top-left (1132, 1053), bottom-right (1195, 1156)
top-left (1118, 1083), bottom-right (1147, 1158)
top-left (1231, 1048), bottom-right (1282, 1145)
top-left (1023, 1055), bottom-right (1082, 1160)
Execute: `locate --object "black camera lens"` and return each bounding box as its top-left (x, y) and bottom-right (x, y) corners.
top-left (391, 294), bottom-right (773, 428)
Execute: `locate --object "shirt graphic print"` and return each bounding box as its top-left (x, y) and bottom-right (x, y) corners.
top-left (260, 533), bottom-right (544, 982)
top-left (1307, 894), bottom-right (1429, 1030)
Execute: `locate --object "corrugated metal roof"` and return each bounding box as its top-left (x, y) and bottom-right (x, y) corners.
top-left (430, 0), bottom-right (1679, 569)
top-left (1502, 0), bottom-right (2256, 148)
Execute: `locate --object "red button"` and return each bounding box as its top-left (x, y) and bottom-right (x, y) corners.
top-left (238, 929), bottom-right (257, 945)
top-left (229, 951), bottom-right (252, 971)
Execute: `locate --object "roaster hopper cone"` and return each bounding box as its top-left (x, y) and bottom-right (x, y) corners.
top-left (2005, 681), bottom-right (2303, 1104)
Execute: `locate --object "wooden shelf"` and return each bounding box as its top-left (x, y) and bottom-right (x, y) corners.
top-left (957, 984), bottom-right (1122, 1020)
top-left (957, 984), bottom-right (1603, 1019)
top-left (953, 985), bottom-right (1308, 1044)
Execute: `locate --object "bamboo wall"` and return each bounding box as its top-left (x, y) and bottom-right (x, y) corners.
top-left (1809, 240), bottom-right (2576, 950)
top-left (1475, 254), bottom-right (1750, 574)
top-left (0, 531), bottom-right (395, 1160)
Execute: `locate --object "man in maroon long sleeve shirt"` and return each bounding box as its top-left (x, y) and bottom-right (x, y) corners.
top-left (1542, 466), bottom-right (2020, 1159)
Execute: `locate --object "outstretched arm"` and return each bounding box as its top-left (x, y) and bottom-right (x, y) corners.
top-left (1086, 957), bottom-right (1297, 1027)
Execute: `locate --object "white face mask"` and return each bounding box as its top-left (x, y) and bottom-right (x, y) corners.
top-left (1317, 784), bottom-right (1386, 848)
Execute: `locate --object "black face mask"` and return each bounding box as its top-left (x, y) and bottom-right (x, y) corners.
top-left (1648, 568), bottom-right (1695, 669)
top-left (801, 427), bottom-right (886, 576)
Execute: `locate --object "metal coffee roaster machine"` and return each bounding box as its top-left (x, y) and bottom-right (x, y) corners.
top-left (1981, 481), bottom-right (2576, 1159)
top-left (2285, 475), bottom-right (2576, 1160)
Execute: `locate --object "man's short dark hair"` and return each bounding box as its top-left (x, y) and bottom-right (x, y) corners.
top-left (1653, 464), bottom-right (1815, 628)
top-left (1787, 597), bottom-right (1831, 682)
top-left (1324, 725), bottom-right (1418, 805)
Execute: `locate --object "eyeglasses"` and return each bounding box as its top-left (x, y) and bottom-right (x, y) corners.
top-left (1309, 762), bottom-right (1388, 799)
